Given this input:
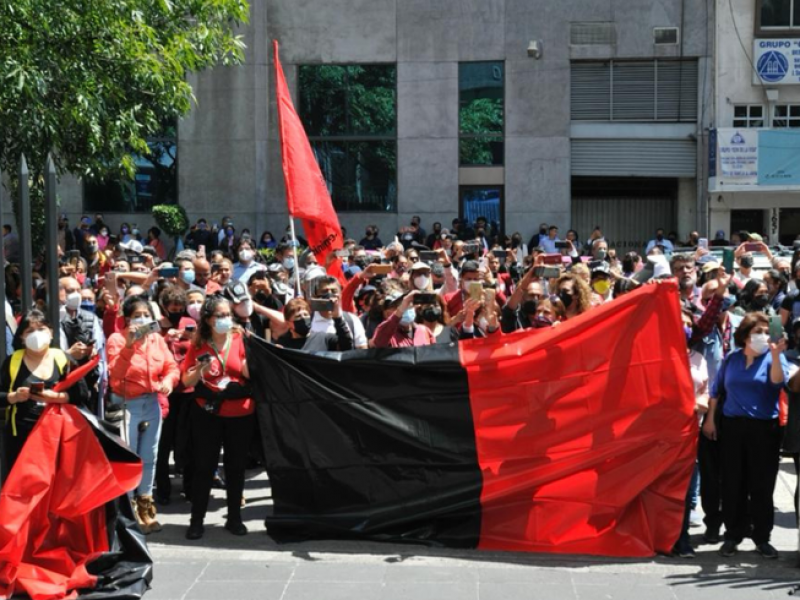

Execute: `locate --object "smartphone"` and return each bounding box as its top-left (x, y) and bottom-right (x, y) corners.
top-left (310, 298), bottom-right (335, 312)
top-left (335, 249), bottom-right (351, 258)
top-left (468, 281), bottom-right (483, 302)
top-left (722, 248), bottom-right (735, 273)
top-left (554, 241), bottom-right (570, 250)
top-left (698, 238), bottom-right (709, 250)
top-left (197, 352), bottom-right (212, 364)
top-left (198, 244), bottom-right (206, 256)
top-left (744, 242), bottom-right (761, 253)
top-left (497, 255), bottom-right (506, 266)
top-left (371, 264), bottom-right (393, 275)
top-left (770, 316), bottom-right (783, 343)
top-left (159, 266), bottom-right (179, 278)
top-left (67, 250), bottom-right (81, 260)
top-left (413, 293), bottom-right (437, 305)
top-left (419, 251), bottom-right (439, 263)
top-left (463, 243), bottom-right (481, 256)
top-left (129, 255), bottom-right (145, 264)
top-left (542, 254), bottom-right (562, 266)
top-left (534, 266), bottom-right (561, 279)
top-left (30, 382), bottom-right (45, 394)
top-left (136, 321), bottom-right (160, 339)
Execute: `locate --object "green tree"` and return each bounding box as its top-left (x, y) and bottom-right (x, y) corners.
top-left (0, 0), bottom-right (250, 250)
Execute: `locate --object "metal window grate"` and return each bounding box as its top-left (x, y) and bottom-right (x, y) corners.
top-left (570, 22), bottom-right (617, 45)
top-left (654, 27), bottom-right (680, 45)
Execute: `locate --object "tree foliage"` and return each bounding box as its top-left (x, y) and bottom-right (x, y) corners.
top-left (0, 0), bottom-right (249, 247)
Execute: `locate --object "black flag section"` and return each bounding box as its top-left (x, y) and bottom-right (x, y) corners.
top-left (247, 337), bottom-right (483, 547)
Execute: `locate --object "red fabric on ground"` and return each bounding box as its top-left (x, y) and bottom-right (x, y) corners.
top-left (0, 405), bottom-right (142, 600)
top-left (461, 280), bottom-right (697, 557)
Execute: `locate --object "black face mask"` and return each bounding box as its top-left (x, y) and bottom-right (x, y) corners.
top-left (354, 258), bottom-right (367, 269)
top-left (656, 234), bottom-right (664, 241)
top-left (752, 294), bottom-right (770, 309)
top-left (540, 227), bottom-right (547, 234)
top-left (293, 316), bottom-right (312, 336)
top-left (559, 291), bottom-right (574, 309)
top-left (521, 299), bottom-right (538, 315)
top-left (167, 311), bottom-right (183, 327)
top-left (433, 226), bottom-right (441, 233)
top-left (422, 307), bottom-right (442, 322)
top-left (740, 256), bottom-right (754, 269)
top-left (254, 291), bottom-right (270, 305)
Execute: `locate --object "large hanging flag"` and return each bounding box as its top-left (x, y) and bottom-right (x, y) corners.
top-left (273, 40), bottom-right (345, 283)
top-left (249, 281), bottom-right (698, 557)
top-left (0, 405), bottom-right (152, 600)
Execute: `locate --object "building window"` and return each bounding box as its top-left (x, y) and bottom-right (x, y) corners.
top-left (773, 104), bottom-right (800, 127)
top-left (571, 60), bottom-right (698, 122)
top-left (459, 62), bottom-right (504, 166)
top-left (733, 105), bottom-right (765, 127)
top-left (84, 123), bottom-right (177, 213)
top-left (299, 65), bottom-right (397, 212)
top-left (757, 0), bottom-right (800, 31)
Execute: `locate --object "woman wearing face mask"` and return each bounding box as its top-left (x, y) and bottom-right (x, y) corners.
top-left (258, 231), bottom-right (277, 250)
top-left (372, 291), bottom-right (420, 348)
top-left (0, 310), bottom-right (72, 476)
top-left (120, 223), bottom-right (133, 244)
top-left (220, 226), bottom-right (237, 259)
top-left (106, 295), bottom-right (180, 534)
top-left (737, 280), bottom-right (774, 316)
top-left (97, 226), bottom-right (110, 251)
top-left (702, 312), bottom-right (792, 559)
top-left (233, 239), bottom-right (265, 284)
top-left (409, 262), bottom-right (432, 292)
top-left (555, 273), bottom-right (593, 320)
top-left (181, 297), bottom-right (256, 540)
top-left (276, 298), bottom-right (353, 352)
top-left (412, 296), bottom-right (458, 345)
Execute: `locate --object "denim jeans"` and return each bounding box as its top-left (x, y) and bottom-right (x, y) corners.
top-left (122, 393), bottom-right (163, 497)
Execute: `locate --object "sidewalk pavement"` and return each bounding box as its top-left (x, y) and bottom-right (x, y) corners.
top-left (145, 459), bottom-right (800, 600)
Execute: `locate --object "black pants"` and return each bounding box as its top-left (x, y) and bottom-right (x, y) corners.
top-left (698, 423), bottom-right (722, 532)
top-left (720, 416), bottom-right (781, 545)
top-left (155, 392), bottom-right (192, 498)
top-left (189, 401), bottom-right (255, 526)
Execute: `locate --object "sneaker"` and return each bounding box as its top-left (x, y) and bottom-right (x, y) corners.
top-left (702, 528), bottom-right (721, 545)
top-left (719, 540), bottom-right (738, 557)
top-left (672, 540), bottom-right (696, 558)
top-left (755, 542), bottom-right (778, 559)
top-left (186, 523), bottom-right (205, 540)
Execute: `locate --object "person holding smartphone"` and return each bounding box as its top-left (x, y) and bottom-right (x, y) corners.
top-left (0, 310), bottom-right (72, 479)
top-left (702, 312), bottom-right (794, 559)
top-left (180, 296), bottom-right (256, 540)
top-left (106, 295), bottom-right (180, 534)
top-left (276, 297), bottom-right (353, 352)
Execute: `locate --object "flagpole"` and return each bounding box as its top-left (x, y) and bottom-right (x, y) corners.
top-left (289, 217), bottom-right (302, 297)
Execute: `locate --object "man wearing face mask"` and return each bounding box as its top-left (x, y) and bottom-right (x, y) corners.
top-left (185, 218), bottom-right (215, 252)
top-left (501, 265), bottom-right (544, 333)
top-left (372, 291), bottom-right (418, 348)
top-left (174, 258), bottom-right (198, 292)
top-left (273, 242), bottom-right (297, 275)
top-left (645, 228), bottom-right (674, 255)
top-left (702, 313), bottom-right (797, 559)
top-left (57, 213), bottom-right (76, 253)
top-left (307, 277), bottom-right (368, 349)
top-left (277, 298), bottom-right (353, 352)
top-left (233, 239), bottom-right (266, 284)
top-left (58, 277), bottom-right (106, 415)
top-left (409, 262), bottom-right (432, 291)
top-left (444, 260), bottom-right (482, 318)
top-left (359, 226), bottom-right (383, 251)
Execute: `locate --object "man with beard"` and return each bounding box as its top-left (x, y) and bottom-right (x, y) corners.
top-left (671, 253), bottom-right (702, 314)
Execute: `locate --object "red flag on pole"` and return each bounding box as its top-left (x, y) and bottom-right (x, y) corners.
top-left (273, 40), bottom-right (345, 283)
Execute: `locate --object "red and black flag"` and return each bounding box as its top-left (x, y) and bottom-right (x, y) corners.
top-left (0, 405), bottom-right (152, 600)
top-left (249, 281), bottom-right (698, 557)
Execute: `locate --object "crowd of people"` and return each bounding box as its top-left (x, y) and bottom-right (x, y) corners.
top-left (2, 211), bottom-right (800, 557)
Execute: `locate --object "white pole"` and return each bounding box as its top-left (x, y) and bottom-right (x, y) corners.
top-left (289, 217), bottom-right (302, 297)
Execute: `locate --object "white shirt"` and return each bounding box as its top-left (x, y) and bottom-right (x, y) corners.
top-left (540, 237), bottom-right (560, 254)
top-left (310, 311), bottom-right (367, 349)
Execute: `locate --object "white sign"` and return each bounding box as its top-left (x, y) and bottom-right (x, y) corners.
top-left (753, 39), bottom-right (800, 85)
top-left (717, 128), bottom-right (759, 184)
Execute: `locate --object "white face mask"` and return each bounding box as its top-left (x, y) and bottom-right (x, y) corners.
top-left (239, 249), bottom-right (255, 263)
top-left (187, 302), bottom-right (203, 321)
top-left (749, 332), bottom-right (770, 356)
top-left (478, 317), bottom-right (489, 331)
top-left (130, 316), bottom-right (152, 328)
top-left (65, 291), bottom-right (82, 311)
top-left (214, 317), bottom-right (233, 334)
top-left (235, 299), bottom-right (253, 318)
top-left (25, 330), bottom-right (51, 352)
top-left (414, 275), bottom-right (429, 290)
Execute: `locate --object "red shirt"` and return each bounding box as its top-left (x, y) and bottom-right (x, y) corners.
top-left (183, 334), bottom-right (253, 417)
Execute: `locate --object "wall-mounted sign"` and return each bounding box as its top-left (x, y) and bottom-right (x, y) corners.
top-left (753, 39), bottom-right (800, 85)
top-left (716, 128), bottom-right (759, 184)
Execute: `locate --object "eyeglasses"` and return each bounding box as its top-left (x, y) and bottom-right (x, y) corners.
top-left (213, 313), bottom-right (232, 318)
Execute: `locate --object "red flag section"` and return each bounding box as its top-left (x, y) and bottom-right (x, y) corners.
top-left (273, 40), bottom-right (345, 283)
top-left (461, 280), bottom-right (698, 557)
top-left (0, 405), bottom-right (142, 600)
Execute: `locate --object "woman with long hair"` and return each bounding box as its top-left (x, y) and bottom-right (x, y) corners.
top-left (181, 296), bottom-right (255, 540)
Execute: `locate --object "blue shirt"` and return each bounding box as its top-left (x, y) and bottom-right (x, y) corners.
top-left (710, 350), bottom-right (790, 420)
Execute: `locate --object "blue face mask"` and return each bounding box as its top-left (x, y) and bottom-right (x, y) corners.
top-left (684, 325), bottom-right (693, 345)
top-left (400, 307), bottom-right (416, 325)
top-left (181, 270), bottom-right (196, 285)
top-left (721, 296), bottom-right (735, 311)
top-left (213, 317), bottom-right (233, 334)
top-left (81, 302), bottom-right (96, 313)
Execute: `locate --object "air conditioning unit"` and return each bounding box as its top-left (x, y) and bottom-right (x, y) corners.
top-left (570, 22), bottom-right (616, 45)
top-left (654, 27), bottom-right (680, 45)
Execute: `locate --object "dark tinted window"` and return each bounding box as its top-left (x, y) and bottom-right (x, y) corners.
top-left (459, 62), bottom-right (504, 166)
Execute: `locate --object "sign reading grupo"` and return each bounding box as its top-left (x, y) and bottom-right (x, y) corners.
top-left (716, 128), bottom-right (758, 184)
top-left (753, 39), bottom-right (800, 85)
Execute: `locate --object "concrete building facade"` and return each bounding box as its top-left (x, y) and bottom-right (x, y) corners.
top-left (48, 0), bottom-right (714, 254)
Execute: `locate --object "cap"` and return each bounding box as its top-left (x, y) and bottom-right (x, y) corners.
top-left (590, 262), bottom-right (611, 276)
top-left (119, 240), bottom-right (143, 254)
top-left (749, 233), bottom-right (764, 242)
top-left (268, 262), bottom-right (286, 274)
top-left (430, 262), bottom-right (445, 278)
top-left (302, 265), bottom-right (327, 283)
top-left (715, 229), bottom-right (726, 240)
top-left (224, 281), bottom-right (250, 304)
top-left (273, 282), bottom-right (291, 296)
top-left (383, 291), bottom-right (405, 307)
top-left (701, 260), bottom-right (721, 274)
top-left (410, 261), bottom-right (431, 272)
top-left (461, 260), bottom-right (480, 274)
top-left (357, 285), bottom-right (377, 298)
